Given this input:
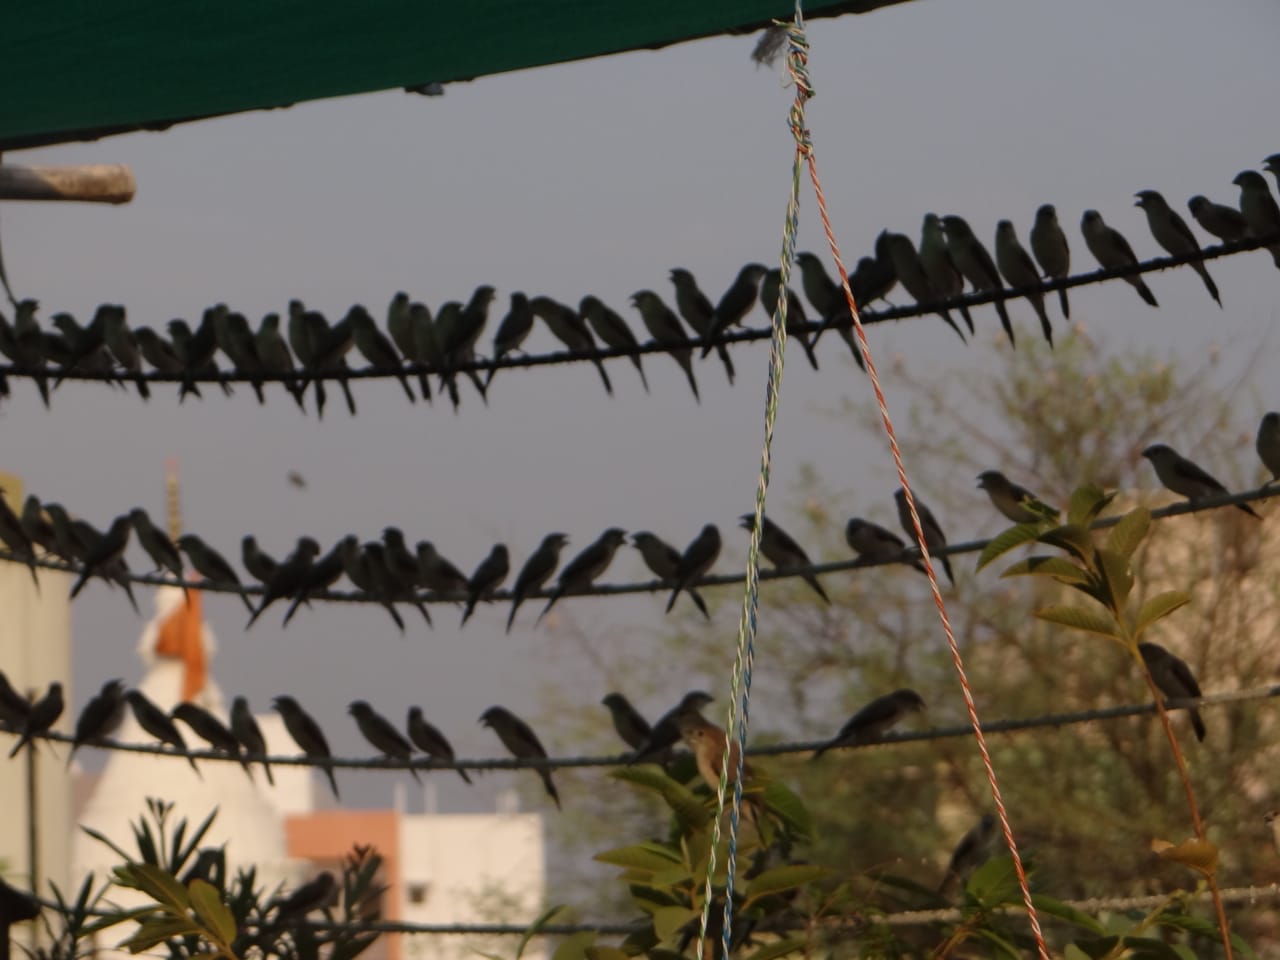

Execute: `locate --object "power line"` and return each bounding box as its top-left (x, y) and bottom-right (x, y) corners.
top-left (18, 683), bottom-right (1279, 772)
top-left (0, 232), bottom-right (1275, 390)
top-left (8, 483), bottom-right (1278, 605)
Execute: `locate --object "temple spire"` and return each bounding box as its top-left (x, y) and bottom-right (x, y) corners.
top-left (166, 457), bottom-right (181, 541)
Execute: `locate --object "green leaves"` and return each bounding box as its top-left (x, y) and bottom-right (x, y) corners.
top-left (977, 524), bottom-right (1043, 570)
top-left (1133, 590), bottom-right (1191, 638)
top-left (1068, 483), bottom-right (1117, 527)
top-left (743, 864), bottom-right (829, 908)
top-left (610, 766), bottom-right (711, 831)
top-left (1035, 604), bottom-right (1120, 640)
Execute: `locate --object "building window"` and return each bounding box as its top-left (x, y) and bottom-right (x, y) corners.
top-left (407, 883), bottom-right (429, 905)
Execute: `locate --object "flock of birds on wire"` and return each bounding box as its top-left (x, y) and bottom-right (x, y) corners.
top-left (0, 160), bottom-right (1278, 414)
top-left (0, 407), bottom-right (1276, 629)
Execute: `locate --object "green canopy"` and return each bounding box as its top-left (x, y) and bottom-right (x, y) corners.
top-left (0, 0), bottom-right (908, 151)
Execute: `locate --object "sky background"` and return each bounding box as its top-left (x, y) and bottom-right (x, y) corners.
top-left (2, 0), bottom-right (1279, 816)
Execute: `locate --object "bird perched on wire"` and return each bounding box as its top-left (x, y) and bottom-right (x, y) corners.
top-left (853, 237), bottom-right (898, 309)
top-left (407, 707), bottom-right (470, 784)
top-left (994, 220), bottom-right (1054, 346)
top-left (706, 263), bottom-right (769, 358)
top-left (1232, 170), bottom-right (1280, 269)
top-left (0, 671), bottom-right (31, 730)
top-left (919, 215), bottom-right (974, 335)
top-left (8, 682), bottom-right (61, 758)
top-left (480, 706), bottom-right (560, 809)
top-left (1080, 209), bottom-right (1158, 307)
top-left (795, 252), bottom-right (842, 320)
top-left (939, 813), bottom-right (999, 895)
top-left (273, 871), bottom-right (338, 923)
top-left (844, 518), bottom-right (925, 573)
top-left (126, 690), bottom-right (200, 775)
top-left (740, 514), bottom-right (829, 603)
top-left (241, 535), bottom-right (278, 585)
top-left (1134, 190), bottom-right (1221, 306)
top-left (173, 702), bottom-right (248, 776)
top-left (601, 693), bottom-right (652, 755)
top-left (247, 537), bottom-right (321, 627)
top-left (629, 690), bottom-right (714, 766)
top-left (67, 679), bottom-right (126, 767)
top-left (1265, 154), bottom-right (1280, 195)
top-left (461, 544), bottom-right (509, 626)
top-left (629, 290), bottom-right (700, 402)
top-left (676, 710), bottom-right (757, 795)
top-left (631, 532), bottom-right (710, 619)
top-left (579, 296), bottom-right (647, 392)
top-left (507, 533), bottom-right (569, 633)
top-left (283, 537), bottom-right (350, 627)
top-left (173, 534), bottom-right (251, 614)
top-left (348, 304), bottom-right (415, 403)
top-left (940, 215), bottom-right (1014, 347)
top-left (811, 689), bottom-right (925, 760)
top-left (880, 230), bottom-right (966, 342)
top-left (273, 695), bottom-right (340, 800)
top-left (1140, 444), bottom-right (1259, 518)
top-left (976, 471), bottom-right (1059, 524)
top-left (129, 508), bottom-right (184, 581)
top-left (759, 268), bottom-right (821, 370)
top-left (230, 696), bottom-right (273, 786)
top-left (1186, 195), bottom-right (1250, 244)
top-left (1029, 204), bottom-right (1071, 320)
top-left (666, 524), bottom-right (721, 614)
top-left (0, 493), bottom-right (39, 588)
top-left (894, 489), bottom-right (954, 586)
top-left (669, 268), bottom-right (732, 384)
top-left (1138, 641), bottom-right (1205, 741)
top-left (349, 700), bottom-right (420, 783)
top-left (529, 297), bottom-right (612, 396)
top-left (537, 528), bottom-right (627, 623)
top-left (1257, 412), bottom-right (1280, 484)
top-left (416, 541), bottom-right (469, 596)
top-left (68, 514), bottom-right (133, 603)
top-left (485, 292), bottom-right (535, 390)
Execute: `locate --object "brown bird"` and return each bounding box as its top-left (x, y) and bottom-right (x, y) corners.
top-left (676, 710), bottom-right (756, 794)
top-left (407, 706), bottom-right (471, 784)
top-left (1138, 641), bottom-right (1205, 741)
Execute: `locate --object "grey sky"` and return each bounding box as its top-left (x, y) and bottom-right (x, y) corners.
top-left (2, 0), bottom-right (1278, 813)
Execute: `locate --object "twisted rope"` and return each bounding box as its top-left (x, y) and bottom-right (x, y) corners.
top-left (696, 12), bottom-right (810, 960)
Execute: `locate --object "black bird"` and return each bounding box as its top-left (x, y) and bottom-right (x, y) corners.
top-left (126, 690), bottom-right (201, 775)
top-left (408, 707), bottom-right (471, 784)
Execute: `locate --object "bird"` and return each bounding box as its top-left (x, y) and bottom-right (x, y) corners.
top-left (1257, 412), bottom-right (1280, 484)
top-left (348, 304), bottom-right (415, 402)
top-left (0, 671), bottom-right (31, 730)
top-left (241, 535), bottom-right (279, 584)
top-left (1138, 642), bottom-right (1205, 741)
top-left (844, 518), bottom-right (924, 573)
top-left (1187, 195), bottom-right (1250, 244)
top-left (537, 528), bottom-right (627, 623)
top-left (852, 240), bottom-right (897, 308)
top-left (129, 508), bottom-right (184, 579)
top-left (11, 299), bottom-right (51, 407)
top-left (230, 696), bottom-right (273, 786)
top-left (461, 544), bottom-right (510, 626)
top-left (919, 215), bottom-right (974, 334)
top-left (407, 707), bottom-right (471, 784)
top-left (172, 702), bottom-right (248, 776)
top-left (579, 296), bottom-right (647, 391)
top-left (506, 533), bottom-right (569, 633)
top-left (629, 290), bottom-right (700, 401)
top-left (676, 710), bottom-right (755, 794)
top-left (811, 689), bottom-right (925, 759)
top-left (1233, 170), bottom-right (1280, 268)
top-left (705, 263), bottom-right (769, 357)
top-left (480, 706), bottom-right (560, 809)
top-left (1029, 204), bottom-right (1071, 320)
top-left (67, 679), bottom-right (126, 766)
top-left (1140, 444), bottom-right (1259, 518)
top-left (601, 693), bottom-right (652, 754)
top-left (1134, 190), bottom-right (1220, 306)
top-left (8, 682), bottom-right (61, 758)
top-left (529, 297), bottom-right (612, 396)
top-left (273, 695), bottom-right (340, 799)
top-left (1080, 210), bottom-right (1158, 306)
top-left (416, 541), bottom-right (469, 596)
top-left (669, 268), bottom-right (732, 384)
top-left (631, 532), bottom-right (710, 619)
top-left (666, 524), bottom-right (721, 614)
top-left (125, 690), bottom-right (200, 774)
top-left (486, 292), bottom-right (535, 389)
top-left (0, 493), bottom-right (40, 587)
top-left (939, 813), bottom-right (999, 895)
top-left (976, 470), bottom-right (1059, 524)
top-left (273, 871), bottom-right (338, 923)
top-left (738, 514), bottom-right (829, 603)
top-left (994, 220), bottom-right (1054, 346)
top-left (880, 230), bottom-right (966, 342)
top-left (211, 307), bottom-right (267, 403)
top-left (349, 700), bottom-right (420, 783)
top-left (257, 312), bottom-right (305, 409)
top-left (759, 268), bottom-right (821, 370)
top-left (246, 537), bottom-right (321, 627)
top-left (795, 252), bottom-right (842, 319)
top-left (629, 691), bottom-right (714, 766)
top-left (1265, 154), bottom-right (1280, 195)
top-left (177, 534), bottom-right (254, 614)
top-left (940, 215), bottom-right (1014, 347)
top-left (281, 537), bottom-right (348, 627)
top-left (68, 514), bottom-right (133, 602)
top-left (893, 488), bottom-right (954, 585)
top-left (102, 307), bottom-right (152, 399)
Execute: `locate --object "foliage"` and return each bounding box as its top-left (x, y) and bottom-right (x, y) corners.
top-left (31, 799), bottom-right (387, 960)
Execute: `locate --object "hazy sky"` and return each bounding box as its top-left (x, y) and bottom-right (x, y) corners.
top-left (3, 0), bottom-right (1278, 813)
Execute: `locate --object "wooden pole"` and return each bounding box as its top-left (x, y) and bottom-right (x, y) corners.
top-left (0, 164), bottom-right (135, 204)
